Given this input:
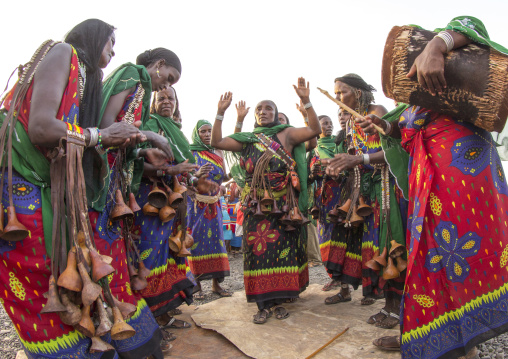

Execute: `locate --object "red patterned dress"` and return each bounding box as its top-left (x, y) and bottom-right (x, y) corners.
top-left (400, 106), bottom-right (508, 358)
top-left (1, 48), bottom-right (161, 358)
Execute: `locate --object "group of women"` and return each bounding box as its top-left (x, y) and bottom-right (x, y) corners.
top-left (1, 14), bottom-right (508, 359)
top-left (0, 18), bottom-right (234, 359)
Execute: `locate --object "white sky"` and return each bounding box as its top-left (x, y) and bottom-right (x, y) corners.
top-left (1, 0), bottom-right (507, 140)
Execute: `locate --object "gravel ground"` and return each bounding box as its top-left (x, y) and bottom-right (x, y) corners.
top-left (2, 253), bottom-right (506, 358)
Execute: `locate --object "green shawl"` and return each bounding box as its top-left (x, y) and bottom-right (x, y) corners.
top-left (227, 124), bottom-right (308, 213)
top-left (0, 111), bottom-right (54, 256)
top-left (436, 16), bottom-right (508, 55)
top-left (379, 104), bottom-right (410, 199)
top-left (316, 135), bottom-right (337, 159)
top-left (144, 113), bottom-right (194, 163)
top-left (189, 120), bottom-right (214, 152)
top-left (90, 63), bottom-right (152, 210)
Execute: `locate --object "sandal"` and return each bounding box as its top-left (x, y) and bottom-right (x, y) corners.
top-left (324, 292), bottom-right (351, 305)
top-left (361, 296), bottom-right (376, 306)
top-left (322, 280), bottom-right (341, 292)
top-left (167, 308), bottom-right (182, 316)
top-left (160, 341), bottom-right (173, 355)
top-left (372, 335), bottom-right (400, 351)
top-left (375, 312), bottom-right (400, 329)
top-left (212, 289), bottom-right (233, 297)
top-left (367, 308), bottom-right (389, 324)
top-left (273, 306), bottom-right (290, 320)
top-left (160, 328), bottom-right (177, 342)
top-left (162, 316), bottom-right (192, 329)
top-left (253, 309), bottom-right (272, 324)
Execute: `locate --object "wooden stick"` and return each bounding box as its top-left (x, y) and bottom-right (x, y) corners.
top-left (305, 327), bottom-right (349, 359)
top-left (317, 87), bottom-right (386, 135)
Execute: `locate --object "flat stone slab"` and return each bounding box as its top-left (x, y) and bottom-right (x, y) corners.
top-left (192, 284), bottom-right (400, 359)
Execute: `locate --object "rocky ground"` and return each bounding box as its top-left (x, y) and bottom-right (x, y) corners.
top-left (3, 252), bottom-right (507, 358)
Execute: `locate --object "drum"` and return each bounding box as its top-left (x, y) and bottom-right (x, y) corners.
top-left (382, 25), bottom-right (508, 132)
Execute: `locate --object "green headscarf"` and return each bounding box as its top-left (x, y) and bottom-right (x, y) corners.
top-left (227, 124), bottom-right (308, 213)
top-left (189, 120), bottom-right (214, 152)
top-left (316, 135), bottom-right (337, 159)
top-left (144, 113), bottom-right (194, 163)
top-left (90, 63), bottom-right (152, 211)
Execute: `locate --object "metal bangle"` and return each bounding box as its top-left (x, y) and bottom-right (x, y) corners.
top-left (384, 120), bottom-right (393, 136)
top-left (216, 114), bottom-right (224, 121)
top-left (235, 122), bottom-right (243, 129)
top-left (363, 154), bottom-right (370, 165)
top-left (156, 170), bottom-right (165, 177)
top-left (303, 102), bottom-right (312, 109)
top-left (435, 31), bottom-right (454, 52)
top-left (86, 127), bottom-right (98, 147)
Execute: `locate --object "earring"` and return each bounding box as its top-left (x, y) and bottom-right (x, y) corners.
top-left (156, 68), bottom-right (161, 78)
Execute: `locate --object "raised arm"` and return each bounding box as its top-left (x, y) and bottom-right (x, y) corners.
top-left (286, 77), bottom-right (321, 147)
top-left (234, 101), bottom-right (250, 133)
top-left (296, 100), bottom-right (317, 152)
top-left (210, 92), bottom-right (243, 152)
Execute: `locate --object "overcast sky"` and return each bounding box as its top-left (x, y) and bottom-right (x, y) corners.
top-left (1, 0), bottom-right (507, 140)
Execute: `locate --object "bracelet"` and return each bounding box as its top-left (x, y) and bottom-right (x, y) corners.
top-left (86, 127), bottom-right (99, 147)
top-left (362, 154), bottom-right (370, 165)
top-left (156, 170), bottom-right (165, 177)
top-left (235, 122), bottom-right (243, 129)
top-left (435, 31), bottom-right (454, 52)
top-left (188, 176), bottom-right (198, 186)
top-left (95, 129), bottom-right (108, 155)
top-left (215, 114), bottom-right (224, 121)
top-left (135, 148), bottom-right (142, 158)
top-left (304, 117), bottom-right (309, 125)
top-left (303, 102), bottom-right (312, 110)
top-left (384, 120), bottom-right (393, 136)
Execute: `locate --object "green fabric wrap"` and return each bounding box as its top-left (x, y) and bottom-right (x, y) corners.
top-left (0, 111), bottom-right (53, 256)
top-left (227, 124), bottom-right (308, 213)
top-left (436, 16), bottom-right (508, 55)
top-left (316, 135), bottom-right (337, 159)
top-left (379, 103), bottom-right (410, 199)
top-left (91, 63), bottom-right (152, 209)
top-left (361, 172), bottom-right (405, 252)
top-left (144, 114), bottom-right (194, 163)
top-left (189, 120), bottom-right (214, 152)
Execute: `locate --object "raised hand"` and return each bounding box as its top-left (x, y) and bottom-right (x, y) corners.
top-left (293, 77), bottom-right (310, 101)
top-left (217, 92), bottom-right (233, 115)
top-left (235, 101), bottom-right (250, 121)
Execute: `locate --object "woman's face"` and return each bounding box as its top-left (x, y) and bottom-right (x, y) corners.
top-left (320, 116), bottom-right (333, 136)
top-left (278, 113), bottom-right (288, 125)
top-left (338, 109), bottom-right (350, 130)
top-left (334, 81), bottom-right (359, 109)
top-left (198, 125), bottom-right (212, 145)
top-left (150, 62), bottom-right (181, 91)
top-left (155, 88), bottom-right (176, 118)
top-left (255, 101), bottom-right (276, 127)
top-left (98, 33), bottom-right (115, 69)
